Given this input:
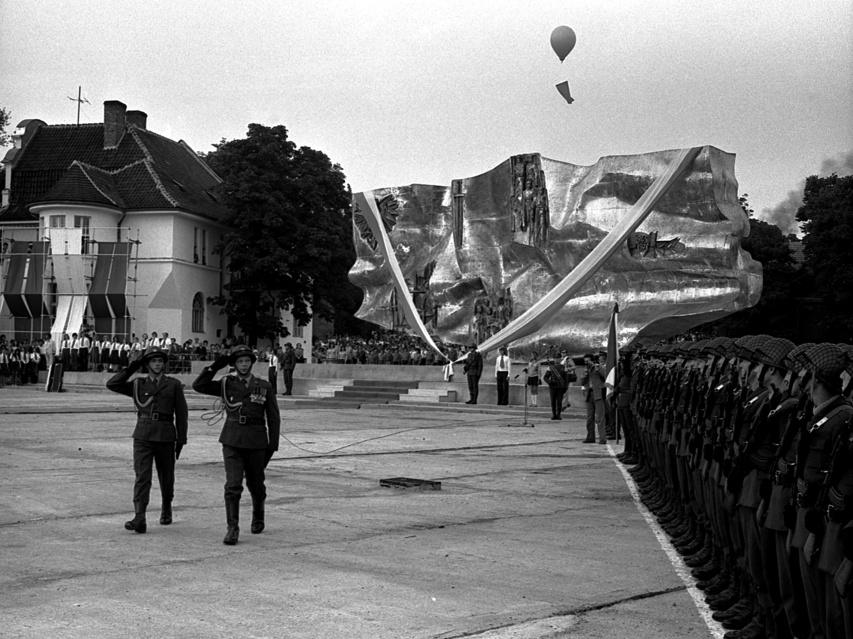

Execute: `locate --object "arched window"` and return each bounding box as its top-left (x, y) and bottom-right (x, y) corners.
top-left (192, 292), bottom-right (205, 333)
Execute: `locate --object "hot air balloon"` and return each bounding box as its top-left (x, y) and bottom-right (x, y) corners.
top-left (550, 26), bottom-right (576, 62)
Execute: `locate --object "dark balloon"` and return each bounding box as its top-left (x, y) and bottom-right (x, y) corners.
top-left (550, 25), bottom-right (576, 62)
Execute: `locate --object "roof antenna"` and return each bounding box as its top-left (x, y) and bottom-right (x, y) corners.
top-left (67, 86), bottom-right (90, 126)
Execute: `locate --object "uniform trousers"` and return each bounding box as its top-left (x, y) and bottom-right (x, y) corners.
top-left (268, 369), bottom-right (278, 395)
top-left (282, 368), bottom-right (294, 394)
top-left (132, 439), bottom-right (176, 508)
top-left (496, 372), bottom-right (509, 405)
top-left (467, 374), bottom-right (480, 402)
top-left (548, 386), bottom-right (565, 417)
top-left (586, 397), bottom-right (606, 441)
top-left (222, 445), bottom-right (267, 504)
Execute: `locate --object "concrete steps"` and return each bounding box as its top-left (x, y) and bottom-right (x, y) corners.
top-left (296, 379), bottom-right (420, 408)
top-left (396, 388), bottom-right (457, 403)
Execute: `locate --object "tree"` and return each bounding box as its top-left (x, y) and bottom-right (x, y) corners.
top-left (0, 107), bottom-right (11, 148)
top-left (698, 195), bottom-right (799, 339)
top-left (204, 124), bottom-right (354, 343)
top-left (796, 173), bottom-right (853, 340)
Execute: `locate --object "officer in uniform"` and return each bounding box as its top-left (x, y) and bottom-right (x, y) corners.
top-left (106, 345), bottom-right (189, 534)
top-left (193, 345), bottom-right (281, 545)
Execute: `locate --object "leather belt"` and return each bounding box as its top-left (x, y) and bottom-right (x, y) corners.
top-left (139, 411), bottom-right (169, 422)
top-left (228, 417), bottom-right (265, 426)
top-left (827, 487), bottom-right (853, 522)
top-left (774, 460), bottom-right (796, 487)
top-left (796, 478), bottom-right (815, 508)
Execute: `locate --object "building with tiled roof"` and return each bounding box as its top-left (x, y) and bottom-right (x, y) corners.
top-left (0, 100), bottom-right (232, 345)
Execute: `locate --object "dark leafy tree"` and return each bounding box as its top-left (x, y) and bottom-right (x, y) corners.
top-left (796, 174), bottom-right (853, 340)
top-left (204, 124), bottom-right (355, 343)
top-left (0, 107), bottom-right (10, 147)
top-left (698, 195), bottom-right (799, 339)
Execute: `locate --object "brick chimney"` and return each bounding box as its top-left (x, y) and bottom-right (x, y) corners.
top-left (103, 100), bottom-right (127, 148)
top-left (126, 110), bottom-right (147, 130)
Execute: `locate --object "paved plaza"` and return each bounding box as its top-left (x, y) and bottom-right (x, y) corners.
top-left (0, 387), bottom-right (720, 638)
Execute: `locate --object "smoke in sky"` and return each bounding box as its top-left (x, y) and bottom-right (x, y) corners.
top-left (760, 151), bottom-right (853, 237)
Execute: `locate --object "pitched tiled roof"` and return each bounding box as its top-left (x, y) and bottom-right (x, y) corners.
top-left (1, 122), bottom-right (227, 222)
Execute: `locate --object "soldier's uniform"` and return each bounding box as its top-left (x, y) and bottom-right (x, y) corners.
top-left (106, 345), bottom-right (189, 533)
top-left (193, 345), bottom-right (281, 545)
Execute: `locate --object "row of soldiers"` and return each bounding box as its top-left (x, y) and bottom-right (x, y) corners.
top-left (619, 336), bottom-right (853, 639)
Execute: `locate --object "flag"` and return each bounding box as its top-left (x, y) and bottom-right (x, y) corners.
top-left (605, 303), bottom-right (619, 403)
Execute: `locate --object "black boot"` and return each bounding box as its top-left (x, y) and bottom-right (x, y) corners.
top-left (251, 500), bottom-right (265, 534)
top-left (125, 507), bottom-right (147, 534)
top-left (160, 501), bottom-right (172, 525)
top-left (223, 500), bottom-right (239, 545)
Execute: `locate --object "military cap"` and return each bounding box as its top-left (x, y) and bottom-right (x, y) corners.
top-left (688, 340), bottom-right (708, 356)
top-left (140, 345), bottom-right (168, 366)
top-left (751, 337), bottom-right (796, 368)
top-left (799, 343), bottom-right (847, 381)
top-left (784, 343), bottom-right (815, 372)
top-left (837, 344), bottom-right (853, 376)
top-left (228, 344), bottom-right (257, 366)
top-left (703, 337), bottom-right (730, 357)
top-left (733, 335), bottom-right (756, 360)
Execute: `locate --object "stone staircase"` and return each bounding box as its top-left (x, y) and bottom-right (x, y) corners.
top-left (295, 379), bottom-right (421, 408)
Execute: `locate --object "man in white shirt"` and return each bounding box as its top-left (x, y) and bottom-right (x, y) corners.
top-left (495, 346), bottom-right (511, 406)
top-left (267, 346), bottom-right (279, 394)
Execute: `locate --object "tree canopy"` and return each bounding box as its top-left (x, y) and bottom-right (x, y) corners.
top-left (697, 195), bottom-right (799, 339)
top-left (0, 107), bottom-right (11, 147)
top-left (204, 124), bottom-right (355, 343)
top-left (796, 173), bottom-right (853, 339)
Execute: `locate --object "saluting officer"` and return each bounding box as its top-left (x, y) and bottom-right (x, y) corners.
top-left (106, 345), bottom-right (189, 534)
top-left (193, 345), bottom-right (281, 546)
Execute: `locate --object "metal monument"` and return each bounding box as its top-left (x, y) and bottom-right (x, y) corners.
top-left (349, 146), bottom-right (761, 355)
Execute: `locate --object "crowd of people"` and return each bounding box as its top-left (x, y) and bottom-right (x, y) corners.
top-left (0, 330), bottom-right (255, 386)
top-left (616, 336), bottom-right (853, 639)
top-left (311, 331), bottom-right (462, 366)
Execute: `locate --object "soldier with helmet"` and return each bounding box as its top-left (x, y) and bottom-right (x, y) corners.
top-left (193, 345), bottom-right (281, 546)
top-left (106, 345), bottom-right (189, 534)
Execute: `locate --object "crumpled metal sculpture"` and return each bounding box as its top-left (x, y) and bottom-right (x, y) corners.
top-left (349, 146), bottom-right (762, 355)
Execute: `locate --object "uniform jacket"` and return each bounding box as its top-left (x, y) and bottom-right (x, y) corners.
top-left (463, 351), bottom-right (483, 377)
top-left (106, 370), bottom-right (189, 443)
top-left (193, 368), bottom-right (281, 451)
top-left (544, 363), bottom-right (568, 389)
top-left (281, 349), bottom-right (296, 371)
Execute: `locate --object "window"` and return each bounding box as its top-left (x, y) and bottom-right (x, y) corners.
top-left (201, 229), bottom-right (207, 265)
top-left (74, 216), bottom-right (91, 254)
top-left (193, 227), bottom-right (199, 263)
top-left (192, 292), bottom-right (205, 333)
top-left (49, 215), bottom-right (66, 228)
top-left (293, 322), bottom-right (304, 338)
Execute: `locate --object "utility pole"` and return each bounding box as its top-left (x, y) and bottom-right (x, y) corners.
top-left (67, 87), bottom-right (90, 126)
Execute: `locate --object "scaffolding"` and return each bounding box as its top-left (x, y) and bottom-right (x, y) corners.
top-left (0, 225), bottom-right (141, 345)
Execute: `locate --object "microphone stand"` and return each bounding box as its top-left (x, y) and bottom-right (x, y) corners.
top-left (508, 368), bottom-right (534, 428)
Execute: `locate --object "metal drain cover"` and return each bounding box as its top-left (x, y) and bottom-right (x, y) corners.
top-left (380, 477), bottom-right (442, 491)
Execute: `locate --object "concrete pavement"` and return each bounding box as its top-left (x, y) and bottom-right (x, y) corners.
top-left (0, 386), bottom-right (717, 638)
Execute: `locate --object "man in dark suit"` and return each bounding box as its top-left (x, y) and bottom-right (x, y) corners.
top-left (106, 346), bottom-right (189, 533)
top-left (280, 342), bottom-right (296, 396)
top-left (193, 345), bottom-right (281, 545)
top-left (463, 343), bottom-right (483, 404)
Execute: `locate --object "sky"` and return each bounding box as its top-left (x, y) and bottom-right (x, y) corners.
top-left (1, 0), bottom-right (851, 236)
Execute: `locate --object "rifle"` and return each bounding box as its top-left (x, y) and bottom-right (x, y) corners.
top-left (804, 412), bottom-right (853, 563)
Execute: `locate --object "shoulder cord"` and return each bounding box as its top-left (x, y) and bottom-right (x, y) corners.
top-left (131, 378), bottom-right (154, 411)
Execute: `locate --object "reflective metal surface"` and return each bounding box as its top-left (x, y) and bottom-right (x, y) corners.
top-left (349, 146), bottom-right (761, 356)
